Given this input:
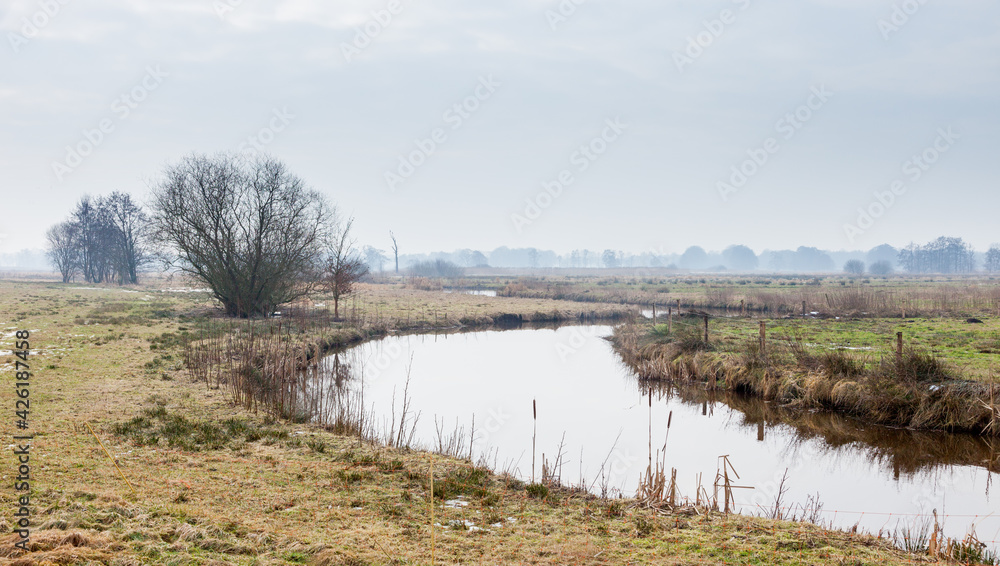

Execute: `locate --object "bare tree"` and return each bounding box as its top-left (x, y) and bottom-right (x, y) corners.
top-left (71, 196), bottom-right (118, 283)
top-left (899, 237), bottom-right (975, 274)
top-left (363, 245), bottom-right (387, 273)
top-left (869, 260), bottom-right (894, 276)
top-left (601, 249), bottom-right (620, 268)
top-left (843, 259), bottom-right (865, 276)
top-left (323, 218), bottom-right (369, 319)
top-left (45, 222), bottom-right (80, 283)
top-left (46, 194), bottom-right (153, 285)
top-left (390, 231), bottom-right (399, 274)
top-left (985, 245), bottom-right (1000, 273)
top-left (105, 191), bottom-right (150, 284)
top-left (150, 152), bottom-right (332, 317)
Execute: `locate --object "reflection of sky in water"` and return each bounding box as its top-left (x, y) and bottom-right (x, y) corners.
top-left (309, 325), bottom-right (1000, 546)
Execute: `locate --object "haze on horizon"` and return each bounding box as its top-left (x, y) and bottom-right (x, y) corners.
top-left (2, 0), bottom-right (998, 258)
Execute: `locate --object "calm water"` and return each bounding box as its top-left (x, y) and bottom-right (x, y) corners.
top-left (308, 325), bottom-right (999, 544)
top-left (443, 288), bottom-right (498, 297)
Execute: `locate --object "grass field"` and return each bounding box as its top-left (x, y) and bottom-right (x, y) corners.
top-left (453, 273), bottom-right (1000, 318)
top-left (0, 277), bottom-right (986, 564)
top-left (657, 315), bottom-right (1000, 381)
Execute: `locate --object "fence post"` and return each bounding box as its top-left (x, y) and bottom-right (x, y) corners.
top-left (896, 332), bottom-right (903, 370)
top-left (802, 300), bottom-right (806, 317)
top-left (652, 304), bottom-right (656, 324)
top-left (704, 314), bottom-right (709, 343)
top-left (668, 307), bottom-right (672, 333)
top-left (759, 321), bottom-right (767, 357)
top-left (677, 298), bottom-right (681, 315)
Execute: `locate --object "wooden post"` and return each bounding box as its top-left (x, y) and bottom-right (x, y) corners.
top-left (704, 314), bottom-right (709, 343)
top-left (759, 321), bottom-right (767, 357)
top-left (677, 299), bottom-right (681, 315)
top-left (669, 468), bottom-right (677, 507)
top-left (896, 332), bottom-right (903, 369)
top-left (652, 304), bottom-right (656, 324)
top-left (802, 300), bottom-right (806, 317)
top-left (532, 399), bottom-right (537, 483)
top-left (430, 458), bottom-right (435, 565)
top-left (668, 307), bottom-right (672, 333)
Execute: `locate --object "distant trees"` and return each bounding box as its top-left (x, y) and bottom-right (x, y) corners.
top-left (793, 247), bottom-right (834, 272)
top-left (843, 259), bottom-right (865, 276)
top-left (679, 246), bottom-right (708, 270)
top-left (45, 222), bottom-right (79, 283)
top-left (468, 250), bottom-right (489, 267)
top-left (985, 245), bottom-right (1000, 273)
top-left (869, 260), bottom-right (894, 276)
top-left (323, 218), bottom-right (369, 319)
top-left (602, 249), bottom-right (621, 268)
top-left (722, 245), bottom-right (758, 271)
top-left (150, 153), bottom-right (332, 317)
top-left (44, 192), bottom-right (152, 284)
top-left (866, 244), bottom-right (897, 269)
top-left (898, 237), bottom-right (975, 274)
top-left (456, 249), bottom-right (488, 267)
top-left (409, 260), bottom-right (464, 278)
top-left (363, 246), bottom-right (388, 273)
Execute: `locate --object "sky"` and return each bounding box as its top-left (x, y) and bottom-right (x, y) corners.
top-left (1, 0), bottom-right (998, 257)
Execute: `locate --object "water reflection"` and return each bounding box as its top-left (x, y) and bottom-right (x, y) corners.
top-left (645, 382), bottom-right (1000, 479)
top-left (299, 324), bottom-right (998, 545)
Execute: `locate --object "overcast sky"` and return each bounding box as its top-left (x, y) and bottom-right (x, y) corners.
top-left (2, 0), bottom-right (998, 256)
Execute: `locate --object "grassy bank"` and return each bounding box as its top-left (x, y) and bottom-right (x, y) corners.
top-left (612, 318), bottom-right (1000, 436)
top-left (0, 278), bottom-right (978, 564)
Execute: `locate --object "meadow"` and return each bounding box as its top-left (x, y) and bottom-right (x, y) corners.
top-left (0, 274), bottom-right (994, 564)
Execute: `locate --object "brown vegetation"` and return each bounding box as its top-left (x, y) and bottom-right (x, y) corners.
top-left (613, 322), bottom-right (1000, 435)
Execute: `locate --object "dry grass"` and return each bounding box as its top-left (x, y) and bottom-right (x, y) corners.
top-left (615, 321), bottom-right (1000, 435)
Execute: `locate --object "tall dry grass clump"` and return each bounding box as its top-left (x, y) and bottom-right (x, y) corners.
top-left (613, 323), bottom-right (1000, 436)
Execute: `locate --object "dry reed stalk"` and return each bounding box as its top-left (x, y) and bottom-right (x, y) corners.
top-left (85, 423), bottom-right (136, 495)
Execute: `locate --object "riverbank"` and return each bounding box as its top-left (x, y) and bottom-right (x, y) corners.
top-left (611, 320), bottom-right (1000, 436)
top-left (0, 279), bottom-right (981, 564)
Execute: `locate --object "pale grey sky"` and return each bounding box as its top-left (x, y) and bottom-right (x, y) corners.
top-left (2, 0), bottom-right (998, 256)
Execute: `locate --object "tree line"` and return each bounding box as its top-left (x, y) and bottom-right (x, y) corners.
top-left (45, 153), bottom-right (370, 318)
top-left (44, 153), bottom-right (1000, 319)
top-left (46, 192), bottom-right (151, 284)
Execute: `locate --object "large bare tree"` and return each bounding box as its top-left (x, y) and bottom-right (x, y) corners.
top-left (150, 153), bottom-right (333, 317)
top-left (323, 218), bottom-right (369, 319)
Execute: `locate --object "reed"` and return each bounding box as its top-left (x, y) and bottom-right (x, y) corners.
top-left (613, 321), bottom-right (1000, 436)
